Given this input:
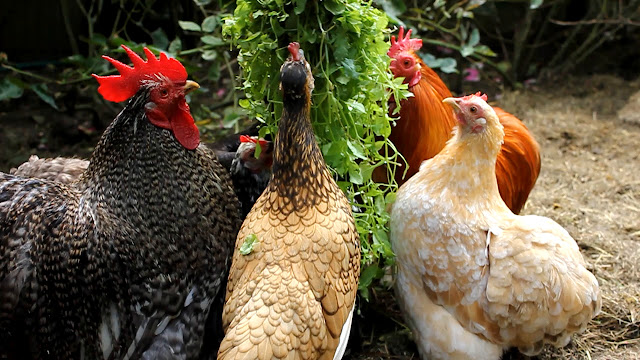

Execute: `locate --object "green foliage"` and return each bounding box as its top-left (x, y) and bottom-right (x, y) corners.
top-left (240, 233), bottom-right (259, 255)
top-left (223, 0), bottom-right (411, 298)
top-left (375, 0), bottom-right (501, 83)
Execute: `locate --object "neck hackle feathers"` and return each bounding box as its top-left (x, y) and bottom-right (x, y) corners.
top-left (388, 27), bottom-right (423, 57)
top-left (92, 45), bottom-right (187, 103)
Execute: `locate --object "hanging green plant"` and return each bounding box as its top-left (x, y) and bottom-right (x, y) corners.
top-left (223, 0), bottom-right (411, 298)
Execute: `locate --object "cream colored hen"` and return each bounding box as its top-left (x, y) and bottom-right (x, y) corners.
top-left (389, 93), bottom-right (601, 360)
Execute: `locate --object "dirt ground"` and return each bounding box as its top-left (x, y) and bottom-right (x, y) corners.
top-left (1, 74), bottom-right (639, 359)
top-left (348, 74), bottom-right (640, 360)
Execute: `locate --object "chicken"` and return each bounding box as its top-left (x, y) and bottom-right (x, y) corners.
top-left (10, 156), bottom-right (88, 184)
top-left (10, 131), bottom-right (273, 218)
top-left (389, 93), bottom-right (601, 360)
top-left (0, 46), bottom-right (241, 359)
top-left (218, 42), bottom-right (361, 360)
top-left (380, 27), bottom-right (540, 214)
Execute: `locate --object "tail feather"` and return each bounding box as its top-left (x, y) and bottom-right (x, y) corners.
top-left (494, 107), bottom-right (541, 214)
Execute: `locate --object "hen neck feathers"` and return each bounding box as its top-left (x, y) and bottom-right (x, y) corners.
top-left (268, 93), bottom-right (332, 212)
top-left (417, 127), bottom-right (507, 213)
top-left (78, 88), bottom-right (207, 215)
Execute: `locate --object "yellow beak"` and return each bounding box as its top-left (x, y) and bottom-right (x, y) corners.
top-left (184, 80), bottom-right (200, 94)
top-left (442, 97), bottom-right (461, 113)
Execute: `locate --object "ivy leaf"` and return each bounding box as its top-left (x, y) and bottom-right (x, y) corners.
top-left (201, 16), bottom-right (218, 33)
top-left (31, 83), bottom-right (59, 110)
top-left (0, 78), bottom-right (24, 100)
top-left (178, 20), bottom-right (201, 32)
top-left (239, 234), bottom-right (259, 255)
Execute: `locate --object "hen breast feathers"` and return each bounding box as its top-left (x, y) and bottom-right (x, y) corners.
top-left (390, 98), bottom-right (600, 359)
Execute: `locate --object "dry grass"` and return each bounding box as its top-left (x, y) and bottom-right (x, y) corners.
top-left (350, 74), bottom-right (640, 359)
top-left (500, 74), bottom-right (640, 360)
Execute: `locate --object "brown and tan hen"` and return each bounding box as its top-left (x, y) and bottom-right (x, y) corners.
top-left (217, 42), bottom-right (361, 360)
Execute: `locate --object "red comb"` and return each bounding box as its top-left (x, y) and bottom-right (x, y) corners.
top-left (240, 135), bottom-right (256, 143)
top-left (461, 91), bottom-right (488, 102)
top-left (92, 45), bottom-right (187, 103)
top-left (388, 27), bottom-right (423, 58)
top-left (240, 135), bottom-right (268, 147)
top-left (288, 42), bottom-right (301, 61)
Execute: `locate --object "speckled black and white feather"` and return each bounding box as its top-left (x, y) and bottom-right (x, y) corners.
top-left (0, 87), bottom-right (241, 359)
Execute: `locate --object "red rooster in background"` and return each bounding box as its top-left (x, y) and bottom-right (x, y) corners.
top-left (381, 27), bottom-right (541, 214)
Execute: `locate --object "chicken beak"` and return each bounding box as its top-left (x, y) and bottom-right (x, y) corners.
top-left (442, 97), bottom-right (462, 113)
top-left (183, 80), bottom-right (200, 94)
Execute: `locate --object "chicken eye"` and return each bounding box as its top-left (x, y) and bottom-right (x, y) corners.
top-left (470, 106), bottom-right (477, 113)
top-left (160, 88), bottom-right (169, 97)
top-left (403, 59), bottom-right (411, 67)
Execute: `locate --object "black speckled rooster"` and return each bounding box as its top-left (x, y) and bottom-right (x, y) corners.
top-left (0, 46), bottom-right (241, 359)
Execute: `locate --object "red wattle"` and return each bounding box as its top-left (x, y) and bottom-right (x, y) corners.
top-left (172, 101), bottom-right (200, 150)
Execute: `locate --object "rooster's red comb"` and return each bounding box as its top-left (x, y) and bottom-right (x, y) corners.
top-left (240, 135), bottom-right (269, 147)
top-left (461, 92), bottom-right (488, 102)
top-left (92, 45), bottom-right (187, 103)
top-left (388, 27), bottom-right (423, 57)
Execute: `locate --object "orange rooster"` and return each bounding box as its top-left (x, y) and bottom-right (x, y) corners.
top-left (382, 27), bottom-right (540, 214)
top-left (390, 93), bottom-right (600, 360)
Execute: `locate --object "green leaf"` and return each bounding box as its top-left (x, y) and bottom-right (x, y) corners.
top-left (201, 16), bottom-right (218, 33)
top-left (150, 28), bottom-right (169, 50)
top-left (473, 45), bottom-right (496, 57)
top-left (178, 20), bottom-right (201, 32)
top-left (31, 83), bottom-right (58, 110)
top-left (294, 0), bottom-right (307, 15)
top-left (201, 35), bottom-right (225, 46)
top-left (347, 140), bottom-right (367, 160)
top-left (0, 78), bottom-right (24, 100)
top-left (168, 38), bottom-right (182, 54)
top-left (530, 0), bottom-right (543, 9)
top-left (349, 166), bottom-right (364, 185)
top-left (239, 234), bottom-right (259, 255)
top-left (439, 58), bottom-right (458, 73)
top-left (201, 50), bottom-right (218, 61)
top-left (358, 265), bottom-right (383, 290)
top-left (324, 0), bottom-right (345, 15)
top-left (460, 45), bottom-right (474, 58)
top-left (468, 28), bottom-right (480, 47)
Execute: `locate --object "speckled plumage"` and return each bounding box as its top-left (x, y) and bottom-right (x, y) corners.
top-left (0, 85), bottom-right (241, 359)
top-left (218, 45), bottom-right (360, 360)
top-left (390, 95), bottom-right (600, 360)
top-left (11, 132), bottom-right (271, 219)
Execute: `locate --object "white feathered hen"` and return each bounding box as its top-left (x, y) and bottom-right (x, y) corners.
top-left (390, 93), bottom-right (601, 360)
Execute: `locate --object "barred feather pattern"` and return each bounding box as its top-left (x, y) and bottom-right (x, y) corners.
top-left (0, 88), bottom-right (241, 360)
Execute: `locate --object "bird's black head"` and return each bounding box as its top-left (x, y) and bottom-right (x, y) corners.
top-left (280, 42), bottom-right (314, 101)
